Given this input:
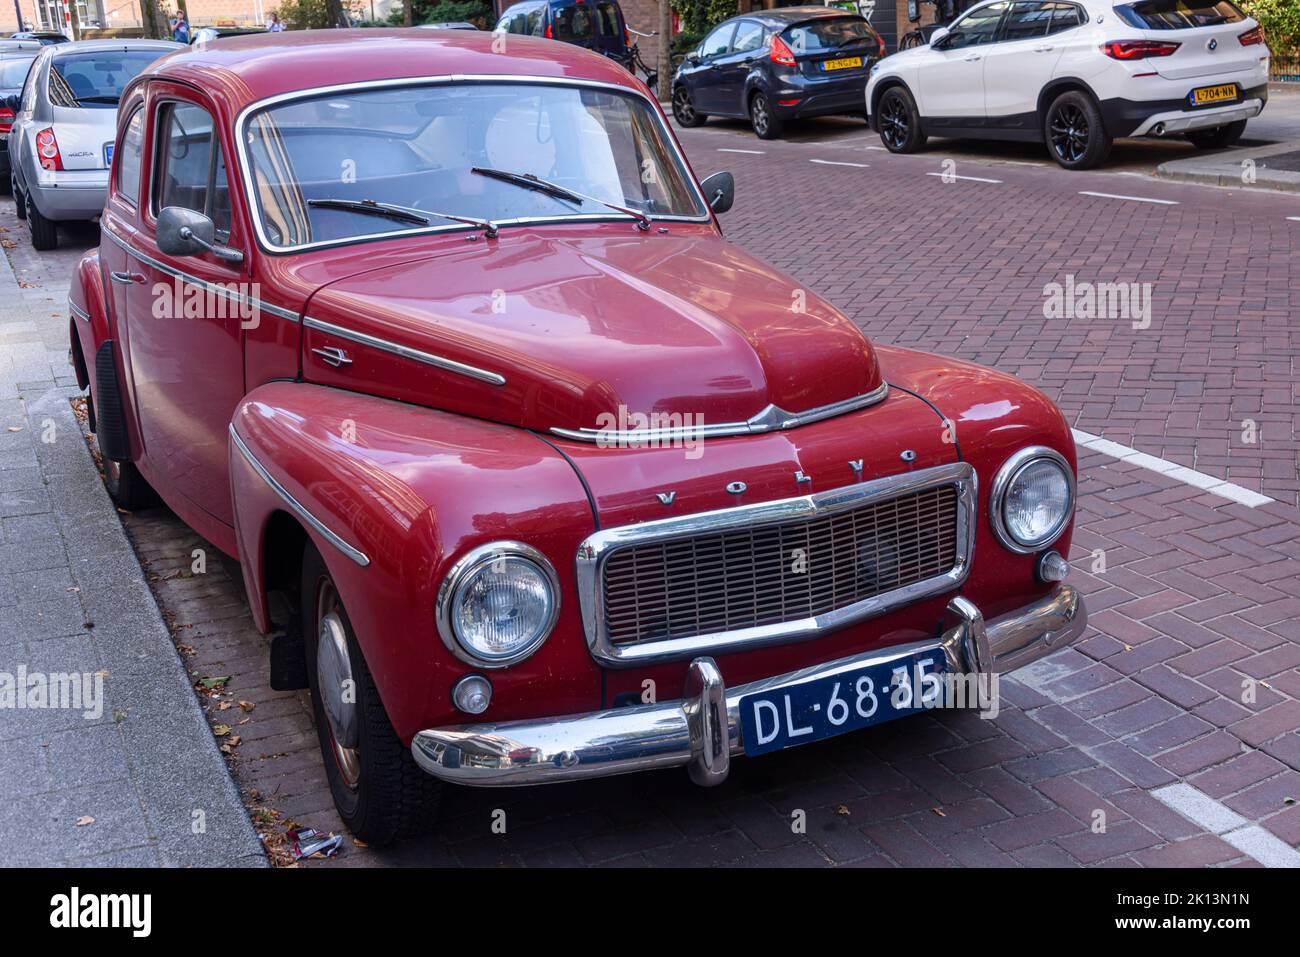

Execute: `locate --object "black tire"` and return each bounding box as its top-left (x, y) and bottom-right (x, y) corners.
top-left (1044, 90), bottom-right (1112, 170)
top-left (1186, 119), bottom-right (1247, 150)
top-left (102, 456), bottom-right (159, 510)
top-left (25, 188), bottom-right (57, 250)
top-left (302, 543), bottom-right (440, 844)
top-left (672, 85), bottom-right (706, 127)
top-left (13, 178), bottom-right (27, 219)
top-left (877, 86), bottom-right (926, 154)
top-left (749, 91), bottom-right (784, 140)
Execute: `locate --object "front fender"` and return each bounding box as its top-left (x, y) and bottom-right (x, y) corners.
top-left (877, 344), bottom-right (1079, 620)
top-left (229, 382), bottom-right (600, 741)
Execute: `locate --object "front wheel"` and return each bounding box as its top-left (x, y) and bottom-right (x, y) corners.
top-left (877, 86), bottom-right (926, 153)
top-left (302, 544), bottom-right (440, 844)
top-left (1186, 119), bottom-right (1246, 150)
top-left (1044, 91), bottom-right (1111, 170)
top-left (672, 85), bottom-right (706, 127)
top-left (749, 91), bottom-right (784, 140)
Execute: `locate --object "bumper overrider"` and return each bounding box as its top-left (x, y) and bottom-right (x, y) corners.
top-left (411, 584), bottom-right (1086, 787)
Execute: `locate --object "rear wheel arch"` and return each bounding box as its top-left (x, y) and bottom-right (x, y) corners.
top-left (1037, 79), bottom-right (1103, 133)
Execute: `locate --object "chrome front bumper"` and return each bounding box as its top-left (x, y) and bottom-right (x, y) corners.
top-left (410, 584), bottom-right (1086, 787)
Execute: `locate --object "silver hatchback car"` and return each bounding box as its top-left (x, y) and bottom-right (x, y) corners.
top-left (7, 39), bottom-right (181, 249)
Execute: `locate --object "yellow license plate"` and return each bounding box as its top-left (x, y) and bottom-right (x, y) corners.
top-left (1190, 83), bottom-right (1238, 106)
top-left (821, 56), bottom-right (863, 71)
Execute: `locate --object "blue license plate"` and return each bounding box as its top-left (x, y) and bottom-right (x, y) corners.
top-left (740, 647), bottom-right (947, 757)
top-left (104, 143), bottom-right (113, 167)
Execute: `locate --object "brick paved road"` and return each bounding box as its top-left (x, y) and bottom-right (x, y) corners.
top-left (3, 116), bottom-right (1299, 867)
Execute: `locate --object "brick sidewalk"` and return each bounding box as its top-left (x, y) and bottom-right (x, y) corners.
top-left (0, 214), bottom-right (265, 866)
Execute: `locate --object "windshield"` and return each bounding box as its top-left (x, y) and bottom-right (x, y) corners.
top-left (242, 81), bottom-right (706, 250)
top-left (0, 56), bottom-right (36, 87)
top-left (48, 50), bottom-right (164, 108)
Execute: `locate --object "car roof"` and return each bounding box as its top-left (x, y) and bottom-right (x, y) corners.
top-left (736, 5), bottom-right (864, 27)
top-left (46, 39), bottom-right (184, 56)
top-left (135, 28), bottom-right (644, 109)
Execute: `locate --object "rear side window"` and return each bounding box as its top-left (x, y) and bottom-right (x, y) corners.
top-left (1045, 2), bottom-right (1084, 32)
top-left (732, 21), bottom-right (765, 53)
top-left (153, 102), bottom-right (232, 241)
top-left (594, 2), bottom-right (622, 36)
top-left (116, 107), bottom-right (144, 206)
top-left (47, 50), bottom-right (164, 109)
top-left (1002, 1), bottom-right (1053, 40)
top-left (701, 23), bottom-right (735, 57)
top-left (784, 16), bottom-right (876, 53)
top-left (1114, 0), bottom-right (1245, 29)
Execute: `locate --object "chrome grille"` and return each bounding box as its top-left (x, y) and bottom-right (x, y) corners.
top-left (602, 484), bottom-right (960, 647)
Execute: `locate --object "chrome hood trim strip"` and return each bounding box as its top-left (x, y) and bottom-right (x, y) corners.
top-left (228, 424), bottom-right (370, 568)
top-left (550, 381), bottom-right (889, 443)
top-left (302, 315), bottom-right (507, 387)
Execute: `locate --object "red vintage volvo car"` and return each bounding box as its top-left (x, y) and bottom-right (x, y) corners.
top-left (70, 30), bottom-right (1086, 843)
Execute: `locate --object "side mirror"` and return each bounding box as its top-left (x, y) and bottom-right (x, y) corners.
top-left (156, 206), bottom-right (243, 264)
top-left (700, 171), bottom-right (734, 215)
top-left (930, 26), bottom-right (950, 47)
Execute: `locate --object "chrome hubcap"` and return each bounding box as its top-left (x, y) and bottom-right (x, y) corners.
top-left (316, 583), bottom-right (360, 789)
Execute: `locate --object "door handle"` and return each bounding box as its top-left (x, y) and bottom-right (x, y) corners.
top-left (312, 346), bottom-right (352, 368)
top-left (1033, 45), bottom-right (1055, 52)
top-left (109, 270), bottom-right (145, 285)
top-left (964, 54), bottom-right (982, 61)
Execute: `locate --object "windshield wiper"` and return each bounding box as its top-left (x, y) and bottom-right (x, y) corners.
top-left (306, 198), bottom-right (500, 237)
top-left (470, 166), bottom-right (652, 231)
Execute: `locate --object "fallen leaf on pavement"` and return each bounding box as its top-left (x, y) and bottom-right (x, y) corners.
top-left (74, 816), bottom-right (94, 827)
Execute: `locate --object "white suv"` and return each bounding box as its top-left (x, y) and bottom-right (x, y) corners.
top-left (865, 0), bottom-right (1270, 169)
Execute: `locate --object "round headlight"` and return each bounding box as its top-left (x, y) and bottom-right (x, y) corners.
top-left (436, 543), bottom-right (560, 667)
top-left (991, 447), bottom-right (1074, 553)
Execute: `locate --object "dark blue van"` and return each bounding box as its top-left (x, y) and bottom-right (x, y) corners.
top-left (494, 0), bottom-right (631, 60)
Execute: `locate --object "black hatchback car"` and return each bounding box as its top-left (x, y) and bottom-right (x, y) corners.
top-left (494, 0), bottom-right (630, 59)
top-left (672, 6), bottom-right (885, 139)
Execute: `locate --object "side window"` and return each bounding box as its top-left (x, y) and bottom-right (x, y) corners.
top-left (526, 9), bottom-right (543, 34)
top-left (701, 23), bottom-right (735, 57)
top-left (116, 107), bottom-right (145, 207)
top-left (495, 12), bottom-right (516, 33)
top-left (152, 102), bottom-right (232, 241)
top-left (1002, 1), bottom-right (1053, 40)
top-left (1045, 2), bottom-right (1084, 32)
top-left (732, 21), bottom-right (765, 54)
top-left (944, 2), bottom-right (1008, 48)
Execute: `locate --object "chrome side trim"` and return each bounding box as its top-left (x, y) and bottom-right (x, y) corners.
top-left (550, 381), bottom-right (890, 443)
top-left (232, 74), bottom-right (713, 256)
top-left (69, 300), bottom-right (90, 323)
top-left (227, 424), bottom-right (370, 568)
top-left (100, 226), bottom-right (301, 324)
top-left (408, 585), bottom-right (1087, 786)
top-left (302, 315), bottom-right (506, 387)
top-left (988, 445), bottom-right (1075, 555)
top-left (576, 461), bottom-right (977, 666)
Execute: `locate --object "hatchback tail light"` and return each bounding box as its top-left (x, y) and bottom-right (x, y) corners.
top-left (36, 127), bottom-right (63, 171)
top-left (0, 107), bottom-right (14, 136)
top-left (876, 32), bottom-right (886, 59)
top-left (1238, 25), bottom-right (1266, 46)
top-left (770, 34), bottom-right (796, 66)
top-left (1101, 39), bottom-right (1181, 59)
top-left (545, 23), bottom-right (553, 38)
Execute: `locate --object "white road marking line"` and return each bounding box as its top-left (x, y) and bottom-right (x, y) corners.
top-left (1288, 216), bottom-right (1300, 222)
top-left (1072, 429), bottom-right (1273, 508)
top-left (1078, 190), bottom-right (1179, 206)
top-left (1152, 784), bottom-right (1300, 868)
top-left (717, 147), bottom-right (765, 154)
top-left (925, 172), bottom-right (1003, 184)
top-left (810, 158), bottom-right (869, 167)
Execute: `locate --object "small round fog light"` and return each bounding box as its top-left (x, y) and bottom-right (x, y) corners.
top-left (1036, 550), bottom-right (1070, 584)
top-left (452, 674), bottom-right (492, 715)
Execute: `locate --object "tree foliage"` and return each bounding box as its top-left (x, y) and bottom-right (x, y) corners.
top-left (1242, 0), bottom-right (1300, 50)
top-left (387, 0), bottom-right (493, 26)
